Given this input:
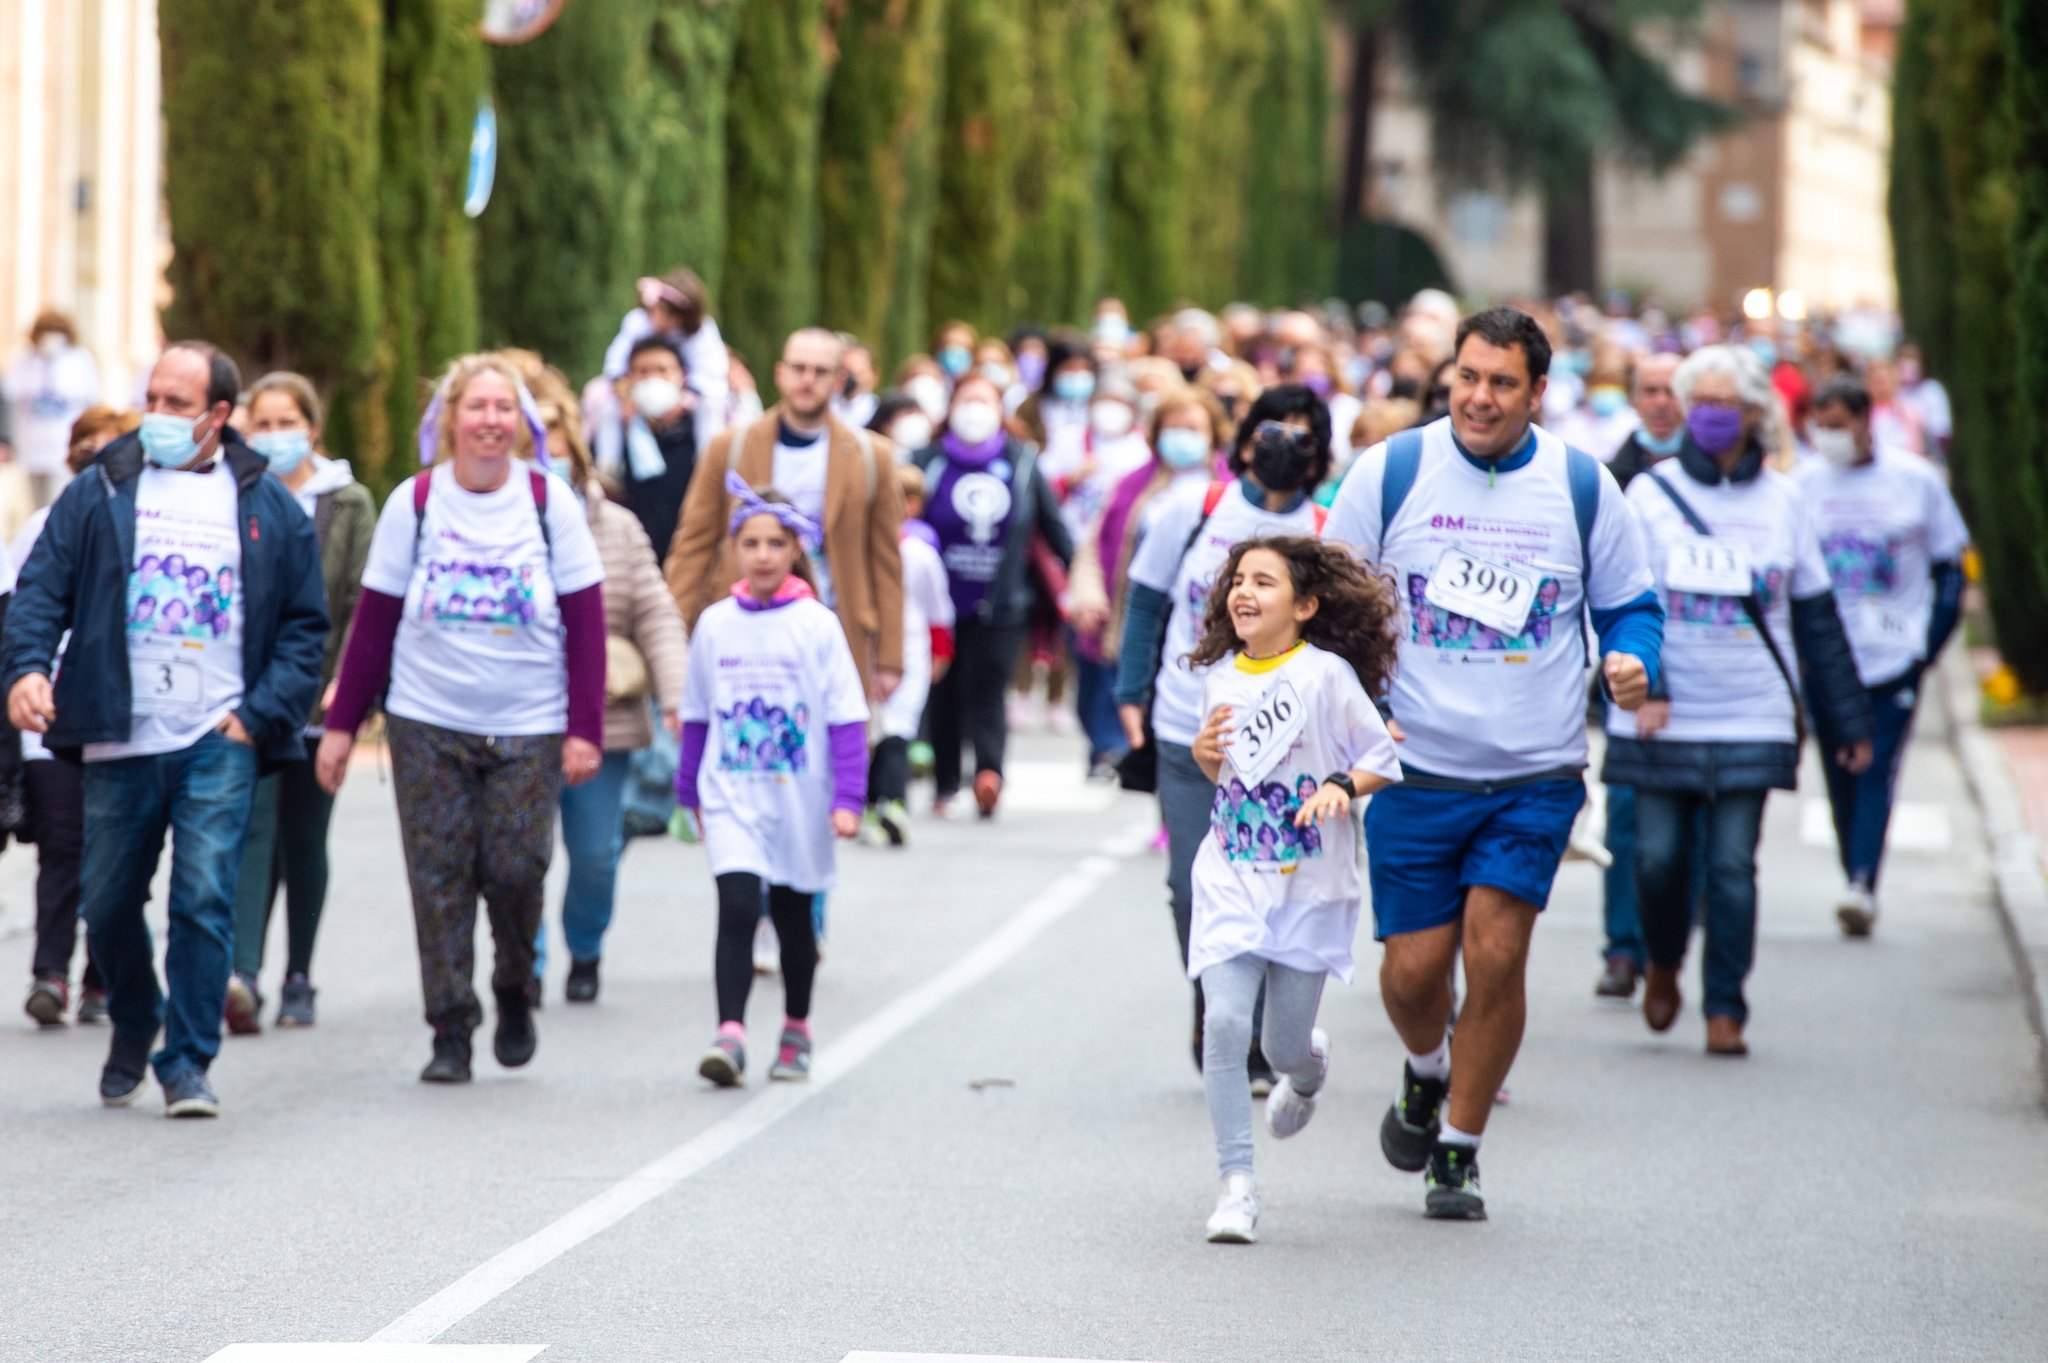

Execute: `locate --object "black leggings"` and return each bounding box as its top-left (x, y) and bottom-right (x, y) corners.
top-left (869, 736), bottom-right (910, 805)
top-left (928, 618), bottom-right (1025, 798)
top-left (27, 760), bottom-right (99, 988)
top-left (714, 873), bottom-right (817, 1025)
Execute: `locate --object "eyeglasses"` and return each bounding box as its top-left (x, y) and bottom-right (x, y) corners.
top-left (1252, 420), bottom-right (1315, 453)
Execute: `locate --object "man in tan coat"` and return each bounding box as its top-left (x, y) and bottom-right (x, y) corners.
top-left (665, 327), bottom-right (904, 701)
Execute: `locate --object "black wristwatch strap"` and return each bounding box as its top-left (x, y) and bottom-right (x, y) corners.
top-left (1324, 771), bottom-right (1357, 799)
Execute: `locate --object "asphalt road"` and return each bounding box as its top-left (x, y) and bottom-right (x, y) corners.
top-left (0, 691), bottom-right (2043, 1363)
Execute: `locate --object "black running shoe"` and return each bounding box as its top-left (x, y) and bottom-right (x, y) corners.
top-left (492, 983), bottom-right (537, 1068)
top-left (1379, 1062), bottom-right (1447, 1172)
top-left (565, 958), bottom-right (600, 1004)
top-left (1424, 1142), bottom-right (1486, 1220)
top-left (421, 1027), bottom-right (472, 1084)
top-left (99, 1028), bottom-right (155, 1107)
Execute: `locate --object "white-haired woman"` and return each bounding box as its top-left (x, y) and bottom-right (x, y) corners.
top-left (316, 354), bottom-right (608, 1083)
top-left (1601, 344), bottom-right (1872, 1056)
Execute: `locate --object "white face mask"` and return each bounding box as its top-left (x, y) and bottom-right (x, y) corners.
top-left (1090, 401), bottom-right (1135, 439)
top-left (631, 377), bottom-right (684, 422)
top-left (889, 414), bottom-right (934, 452)
top-left (906, 374), bottom-right (948, 421)
top-left (1810, 427), bottom-right (1861, 467)
top-left (948, 400), bottom-right (1003, 446)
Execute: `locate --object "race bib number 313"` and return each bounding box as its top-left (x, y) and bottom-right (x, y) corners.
top-left (1664, 538), bottom-right (1753, 597)
top-left (1424, 547), bottom-right (1536, 636)
top-left (1229, 677), bottom-right (1307, 786)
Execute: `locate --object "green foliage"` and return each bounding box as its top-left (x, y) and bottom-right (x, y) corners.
top-left (1182, 0), bottom-right (1268, 307)
top-left (818, 0), bottom-right (947, 361)
top-left (1237, 0), bottom-right (1332, 305)
top-left (376, 0), bottom-right (485, 492)
top-left (1105, 0), bottom-right (1203, 320)
top-left (1889, 1), bottom-right (1954, 378)
top-left (480, 0), bottom-right (657, 380)
top-left (723, 0), bottom-right (830, 374)
top-left (1010, 0), bottom-right (1114, 329)
top-left (927, 0), bottom-right (1029, 340)
top-left (1997, 0), bottom-right (2048, 688)
top-left (643, 0), bottom-right (740, 298)
top-left (158, 0), bottom-right (384, 453)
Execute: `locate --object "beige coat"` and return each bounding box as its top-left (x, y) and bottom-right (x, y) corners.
top-left (587, 484), bottom-right (689, 752)
top-left (664, 405), bottom-right (904, 697)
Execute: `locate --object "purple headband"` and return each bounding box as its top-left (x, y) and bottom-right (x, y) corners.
top-left (417, 368), bottom-right (554, 471)
top-left (725, 471), bottom-right (821, 550)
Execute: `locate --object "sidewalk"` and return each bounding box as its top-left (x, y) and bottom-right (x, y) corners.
top-left (1946, 643), bottom-right (2048, 1100)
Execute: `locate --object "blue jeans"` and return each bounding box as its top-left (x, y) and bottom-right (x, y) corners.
top-left (1071, 630), bottom-right (1127, 766)
top-left (81, 731), bottom-right (259, 1080)
top-left (1815, 669), bottom-right (1919, 890)
top-left (1634, 787), bottom-right (1769, 1024)
top-left (1602, 783), bottom-right (1645, 966)
top-left (537, 750), bottom-right (632, 972)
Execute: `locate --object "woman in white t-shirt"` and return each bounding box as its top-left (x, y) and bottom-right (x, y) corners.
top-left (1601, 345), bottom-right (1872, 1058)
top-left (316, 354), bottom-right (608, 1084)
top-left (2, 310), bottom-right (101, 508)
top-left (676, 476), bottom-right (869, 1088)
top-left (1180, 536), bottom-right (1402, 1243)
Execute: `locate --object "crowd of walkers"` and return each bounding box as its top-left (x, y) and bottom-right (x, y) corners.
top-left (0, 281), bottom-right (1966, 1239)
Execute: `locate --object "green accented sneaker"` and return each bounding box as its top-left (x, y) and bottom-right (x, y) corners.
top-left (1379, 1062), bottom-right (1447, 1172)
top-left (1423, 1142), bottom-right (1486, 1220)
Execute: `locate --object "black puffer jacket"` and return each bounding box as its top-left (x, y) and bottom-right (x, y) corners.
top-left (1601, 437), bottom-right (1873, 794)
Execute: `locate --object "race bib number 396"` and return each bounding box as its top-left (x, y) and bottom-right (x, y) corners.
top-left (1229, 677), bottom-right (1307, 786)
top-left (1424, 546), bottom-right (1536, 636)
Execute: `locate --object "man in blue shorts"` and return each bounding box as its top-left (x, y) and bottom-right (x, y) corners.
top-left (1324, 307), bottom-right (1663, 1220)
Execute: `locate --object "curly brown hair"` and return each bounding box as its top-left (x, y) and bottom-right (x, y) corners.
top-left (1185, 536), bottom-right (1402, 698)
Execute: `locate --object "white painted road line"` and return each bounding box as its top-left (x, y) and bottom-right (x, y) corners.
top-left (1800, 798), bottom-right (1952, 853)
top-left (842, 1354), bottom-right (1168, 1363)
top-left (369, 825), bottom-right (1154, 1347)
top-left (204, 1347), bottom-right (545, 1362)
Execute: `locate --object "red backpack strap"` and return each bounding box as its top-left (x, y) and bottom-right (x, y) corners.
top-left (1311, 503), bottom-right (1328, 534)
top-left (1202, 480), bottom-right (1229, 517)
top-left (413, 467), bottom-right (433, 517)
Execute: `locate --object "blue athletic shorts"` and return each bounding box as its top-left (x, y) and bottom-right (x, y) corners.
top-left (1364, 778), bottom-right (1586, 940)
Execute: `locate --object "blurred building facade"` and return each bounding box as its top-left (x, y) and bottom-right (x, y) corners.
top-left (0, 0), bottom-right (165, 398)
top-left (1366, 0), bottom-right (1901, 313)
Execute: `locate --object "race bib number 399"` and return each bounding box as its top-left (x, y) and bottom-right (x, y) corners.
top-left (1424, 546), bottom-right (1536, 636)
top-left (1229, 677), bottom-right (1307, 786)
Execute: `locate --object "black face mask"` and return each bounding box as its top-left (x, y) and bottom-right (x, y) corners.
top-left (1178, 361), bottom-right (1202, 383)
top-left (1249, 423), bottom-right (1313, 492)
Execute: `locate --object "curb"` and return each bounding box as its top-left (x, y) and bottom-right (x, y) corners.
top-left (1936, 643), bottom-right (2048, 1104)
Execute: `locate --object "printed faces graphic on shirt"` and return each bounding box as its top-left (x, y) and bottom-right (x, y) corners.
top-left (1404, 571), bottom-right (1562, 652)
top-left (1820, 532), bottom-right (1899, 598)
top-left (1665, 563), bottom-right (1787, 631)
top-left (420, 553), bottom-right (540, 629)
top-left (127, 543), bottom-right (237, 640)
top-left (1209, 773), bottom-right (1324, 872)
top-left (717, 696), bottom-right (810, 775)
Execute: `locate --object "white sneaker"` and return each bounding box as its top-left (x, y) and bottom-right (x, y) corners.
top-left (1206, 1172), bottom-right (1259, 1244)
top-left (1265, 1028), bottom-right (1328, 1139)
top-left (753, 917), bottom-right (780, 975)
top-left (1836, 881), bottom-right (1877, 938)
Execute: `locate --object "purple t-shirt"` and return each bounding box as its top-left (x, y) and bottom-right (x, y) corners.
top-left (924, 455), bottom-right (1020, 618)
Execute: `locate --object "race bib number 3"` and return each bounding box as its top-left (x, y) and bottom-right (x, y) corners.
top-left (1424, 547), bottom-right (1536, 636)
top-left (1229, 677), bottom-right (1307, 786)
top-left (131, 657), bottom-right (203, 716)
top-left (1665, 538), bottom-right (1753, 597)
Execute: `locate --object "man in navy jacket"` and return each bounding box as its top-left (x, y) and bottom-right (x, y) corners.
top-left (3, 342), bottom-right (327, 1117)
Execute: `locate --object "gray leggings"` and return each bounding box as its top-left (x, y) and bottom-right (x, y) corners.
top-left (1200, 954), bottom-right (1327, 1176)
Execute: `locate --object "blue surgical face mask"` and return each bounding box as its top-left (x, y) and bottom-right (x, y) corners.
top-left (938, 345), bottom-right (972, 378)
top-left (1156, 427), bottom-right (1211, 470)
top-left (1638, 427), bottom-right (1685, 457)
top-left (138, 412), bottom-right (207, 469)
top-left (1749, 338), bottom-right (1779, 369)
top-left (250, 428), bottom-right (313, 475)
top-left (1588, 385), bottom-right (1627, 418)
top-left (1053, 371), bottom-right (1096, 403)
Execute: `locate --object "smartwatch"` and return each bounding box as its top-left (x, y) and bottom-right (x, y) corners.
top-left (1323, 771), bottom-right (1357, 799)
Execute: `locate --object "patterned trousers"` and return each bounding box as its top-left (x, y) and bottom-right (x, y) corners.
top-left (388, 716), bottom-right (562, 1031)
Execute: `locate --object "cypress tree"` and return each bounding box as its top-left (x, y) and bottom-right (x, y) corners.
top-left (1888, 1), bottom-right (1954, 378)
top-left (1106, 0), bottom-right (1203, 321)
top-left (1237, 0), bottom-right (1331, 305)
top-left (818, 0), bottom-right (947, 359)
top-left (377, 0), bottom-right (486, 491)
top-left (1183, 0), bottom-right (1269, 306)
top-left (158, 0), bottom-right (384, 456)
top-left (723, 0), bottom-right (831, 376)
top-left (926, 0), bottom-right (1029, 340)
top-left (1997, 0), bottom-right (2048, 689)
top-left (1010, 0), bottom-right (1114, 329)
top-left (480, 0), bottom-right (657, 380)
top-left (643, 0), bottom-right (741, 299)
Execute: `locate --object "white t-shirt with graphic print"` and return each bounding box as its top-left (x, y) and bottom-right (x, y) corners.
top-left (1187, 644), bottom-right (1401, 984)
top-left (359, 462), bottom-right (604, 738)
top-left (1792, 446), bottom-right (1968, 686)
top-left (681, 596), bottom-right (870, 893)
top-left (85, 462), bottom-right (247, 763)
top-left (1323, 418), bottom-right (1653, 780)
top-left (1608, 464), bottom-right (1831, 746)
top-left (1127, 480), bottom-right (1325, 747)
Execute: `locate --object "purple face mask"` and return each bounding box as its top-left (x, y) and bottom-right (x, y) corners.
top-left (1687, 404), bottom-right (1745, 455)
